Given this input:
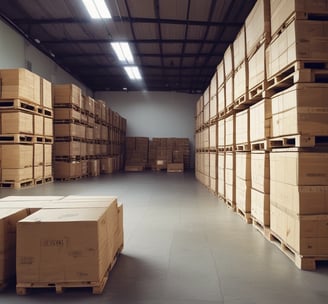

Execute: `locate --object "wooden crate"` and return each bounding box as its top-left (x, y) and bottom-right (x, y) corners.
top-left (250, 98), bottom-right (272, 142)
top-left (0, 112), bottom-right (33, 134)
top-left (225, 76), bottom-right (234, 111)
top-left (218, 119), bottom-right (225, 148)
top-left (224, 44), bottom-right (234, 78)
top-left (251, 188), bottom-right (270, 226)
top-left (209, 123), bottom-right (217, 150)
top-left (235, 109), bottom-right (249, 149)
top-left (54, 141), bottom-right (81, 158)
top-left (217, 151), bottom-right (225, 198)
top-left (53, 84), bottom-right (81, 108)
top-left (218, 85), bottom-right (225, 116)
top-left (233, 61), bottom-right (248, 105)
top-left (217, 61), bottom-right (225, 89)
top-left (225, 115), bottom-right (235, 148)
top-left (233, 26), bottom-right (246, 69)
top-left (271, 83), bottom-right (328, 138)
top-left (54, 161), bottom-right (82, 179)
top-left (245, 0), bottom-right (271, 57)
top-left (0, 144), bottom-right (33, 169)
top-left (251, 151), bottom-right (270, 193)
top-left (41, 78), bottom-right (52, 109)
top-left (225, 152), bottom-right (235, 205)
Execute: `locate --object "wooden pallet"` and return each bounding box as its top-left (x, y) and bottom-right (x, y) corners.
top-left (251, 216), bottom-right (271, 240)
top-left (236, 143), bottom-right (251, 152)
top-left (34, 176), bottom-right (54, 185)
top-left (125, 165), bottom-right (144, 172)
top-left (167, 169), bottom-right (184, 173)
top-left (269, 231), bottom-right (328, 270)
top-left (34, 136), bottom-right (54, 144)
top-left (53, 103), bottom-right (81, 111)
top-left (269, 135), bottom-right (328, 149)
top-left (224, 145), bottom-right (235, 152)
top-left (0, 179), bottom-right (34, 189)
top-left (43, 108), bottom-right (53, 118)
top-left (16, 246), bottom-right (123, 295)
top-left (251, 139), bottom-right (270, 151)
top-left (0, 99), bottom-right (42, 114)
top-left (233, 94), bottom-right (249, 110)
top-left (224, 199), bottom-right (236, 212)
top-left (236, 207), bottom-right (252, 224)
top-left (267, 61), bottom-right (328, 94)
top-left (0, 134), bottom-right (34, 144)
top-left (248, 81), bottom-right (271, 102)
top-left (54, 176), bottom-right (83, 182)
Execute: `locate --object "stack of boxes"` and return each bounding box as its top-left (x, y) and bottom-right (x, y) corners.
top-left (0, 195), bottom-right (123, 294)
top-left (125, 137), bottom-right (149, 171)
top-left (0, 68), bottom-right (53, 189)
top-left (195, 0), bottom-right (328, 269)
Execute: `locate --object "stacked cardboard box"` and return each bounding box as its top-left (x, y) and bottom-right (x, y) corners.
top-left (125, 137), bottom-right (148, 171)
top-left (0, 69), bottom-right (53, 189)
top-left (0, 195), bottom-right (123, 294)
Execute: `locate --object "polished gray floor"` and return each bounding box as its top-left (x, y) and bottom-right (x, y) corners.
top-left (1, 171), bottom-right (328, 303)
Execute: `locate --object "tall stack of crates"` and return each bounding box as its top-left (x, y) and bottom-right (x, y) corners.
top-left (195, 0), bottom-right (328, 269)
top-left (0, 68), bottom-right (53, 189)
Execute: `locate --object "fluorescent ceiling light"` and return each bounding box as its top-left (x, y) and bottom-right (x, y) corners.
top-left (82, 0), bottom-right (111, 19)
top-left (111, 42), bottom-right (134, 64)
top-left (124, 66), bottom-right (142, 80)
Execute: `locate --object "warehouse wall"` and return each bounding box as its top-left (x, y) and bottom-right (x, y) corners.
top-left (95, 91), bottom-right (199, 167)
top-left (0, 18), bottom-right (91, 95)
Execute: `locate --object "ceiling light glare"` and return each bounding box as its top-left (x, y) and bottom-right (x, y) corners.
top-left (82, 0), bottom-right (111, 19)
top-left (111, 42), bottom-right (134, 64)
top-left (124, 66), bottom-right (142, 80)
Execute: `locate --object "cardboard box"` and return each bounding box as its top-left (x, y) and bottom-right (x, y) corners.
top-left (54, 108), bottom-right (81, 121)
top-left (1, 167), bottom-right (33, 181)
top-left (0, 208), bottom-right (29, 283)
top-left (251, 152), bottom-right (270, 193)
top-left (41, 78), bottom-right (52, 109)
top-left (251, 188), bottom-right (270, 226)
top-left (93, 123), bottom-right (101, 140)
top-left (0, 112), bottom-right (33, 134)
top-left (54, 141), bottom-right (81, 157)
top-left (267, 20), bottom-right (328, 78)
top-left (0, 144), bottom-right (33, 168)
top-left (271, 84), bottom-right (328, 137)
top-left (87, 143), bottom-right (94, 156)
top-left (245, 0), bottom-right (270, 57)
top-left (54, 123), bottom-right (82, 138)
top-left (270, 204), bottom-right (328, 255)
top-left (54, 161), bottom-right (81, 179)
top-left (83, 96), bottom-right (95, 114)
top-left (270, 151), bottom-right (328, 186)
top-left (101, 157), bottom-right (114, 174)
top-left (44, 117), bottom-right (53, 137)
top-left (167, 163), bottom-right (184, 172)
top-left (235, 109), bottom-right (249, 145)
top-left (0, 68), bottom-right (41, 104)
top-left (53, 84), bottom-right (81, 108)
top-left (88, 159), bottom-right (100, 176)
top-left (81, 142), bottom-right (87, 157)
top-left (16, 206), bottom-right (118, 283)
top-left (270, 0), bottom-right (328, 36)
top-left (271, 182), bottom-right (328, 215)
top-left (101, 125), bottom-right (108, 141)
top-left (86, 127), bottom-right (94, 140)
top-left (44, 144), bottom-right (52, 166)
top-left (250, 98), bottom-right (272, 142)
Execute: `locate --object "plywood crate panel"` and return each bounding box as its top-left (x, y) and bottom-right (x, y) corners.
top-left (54, 161), bottom-right (82, 179)
top-left (33, 144), bottom-right (43, 166)
top-left (270, 0), bottom-right (328, 37)
top-left (245, 0), bottom-right (271, 57)
top-left (33, 165), bottom-right (43, 180)
top-left (271, 84), bottom-right (328, 138)
top-left (0, 208), bottom-right (29, 284)
top-left (271, 181), bottom-right (328, 215)
top-left (209, 152), bottom-right (217, 179)
top-left (224, 45), bottom-right (234, 78)
top-left (251, 151), bottom-right (270, 193)
top-left (53, 84), bottom-right (81, 108)
top-left (54, 108), bottom-right (81, 121)
top-left (225, 152), bottom-right (235, 203)
top-left (0, 112), bottom-right (33, 134)
top-left (93, 123), bottom-right (101, 141)
top-left (209, 124), bottom-right (217, 149)
top-left (41, 78), bottom-right (52, 109)
top-left (225, 115), bottom-right (235, 147)
top-left (210, 72), bottom-right (217, 100)
top-left (54, 123), bottom-right (83, 138)
top-left (266, 20), bottom-right (328, 79)
top-left (203, 102), bottom-right (210, 124)
top-left (217, 152), bottom-right (225, 197)
top-left (44, 144), bottom-right (52, 166)
top-left (0, 68), bottom-right (41, 104)
top-left (210, 96), bottom-right (217, 120)
top-left (248, 43), bottom-right (266, 91)
top-left (270, 204), bottom-right (328, 255)
top-left (233, 26), bottom-right (246, 69)
top-left (225, 76), bottom-right (234, 110)
top-left (43, 165), bottom-right (52, 178)
top-left (218, 85), bottom-right (225, 114)
top-left (236, 152), bottom-right (251, 181)
top-left (54, 141), bottom-right (81, 157)
top-left (236, 177), bottom-right (251, 213)
top-left (0, 144), bottom-right (33, 168)
top-left (217, 62), bottom-right (225, 89)
top-left (235, 109), bottom-right (249, 146)
top-left (250, 99), bottom-right (272, 142)
top-left (44, 117), bottom-right (53, 137)
top-left (83, 96), bottom-right (95, 115)
top-left (1, 167), bottom-right (33, 181)
top-left (233, 61), bottom-right (248, 102)
top-left (251, 188), bottom-right (270, 226)
top-left (218, 119), bottom-right (225, 148)
top-left (33, 114), bottom-right (43, 136)
top-left (88, 159), bottom-right (100, 177)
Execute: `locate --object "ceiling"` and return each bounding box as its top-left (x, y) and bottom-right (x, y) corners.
top-left (0, 0), bottom-right (256, 93)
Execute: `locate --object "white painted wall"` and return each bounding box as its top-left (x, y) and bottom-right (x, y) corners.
top-left (95, 91), bottom-right (200, 167)
top-left (0, 18), bottom-right (91, 95)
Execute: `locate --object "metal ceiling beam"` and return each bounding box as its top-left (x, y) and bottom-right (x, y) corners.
top-left (56, 52), bottom-right (223, 58)
top-left (70, 64), bottom-right (214, 70)
top-left (12, 16), bottom-right (242, 27)
top-left (41, 38), bottom-right (231, 44)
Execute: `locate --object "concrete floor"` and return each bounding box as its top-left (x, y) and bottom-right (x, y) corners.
top-left (1, 171), bottom-right (328, 304)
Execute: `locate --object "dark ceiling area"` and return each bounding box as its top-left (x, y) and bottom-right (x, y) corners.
top-left (0, 0), bottom-right (256, 93)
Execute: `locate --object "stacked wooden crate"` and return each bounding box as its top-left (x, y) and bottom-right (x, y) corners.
top-left (0, 68), bottom-right (53, 189)
top-left (195, 0), bottom-right (328, 269)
